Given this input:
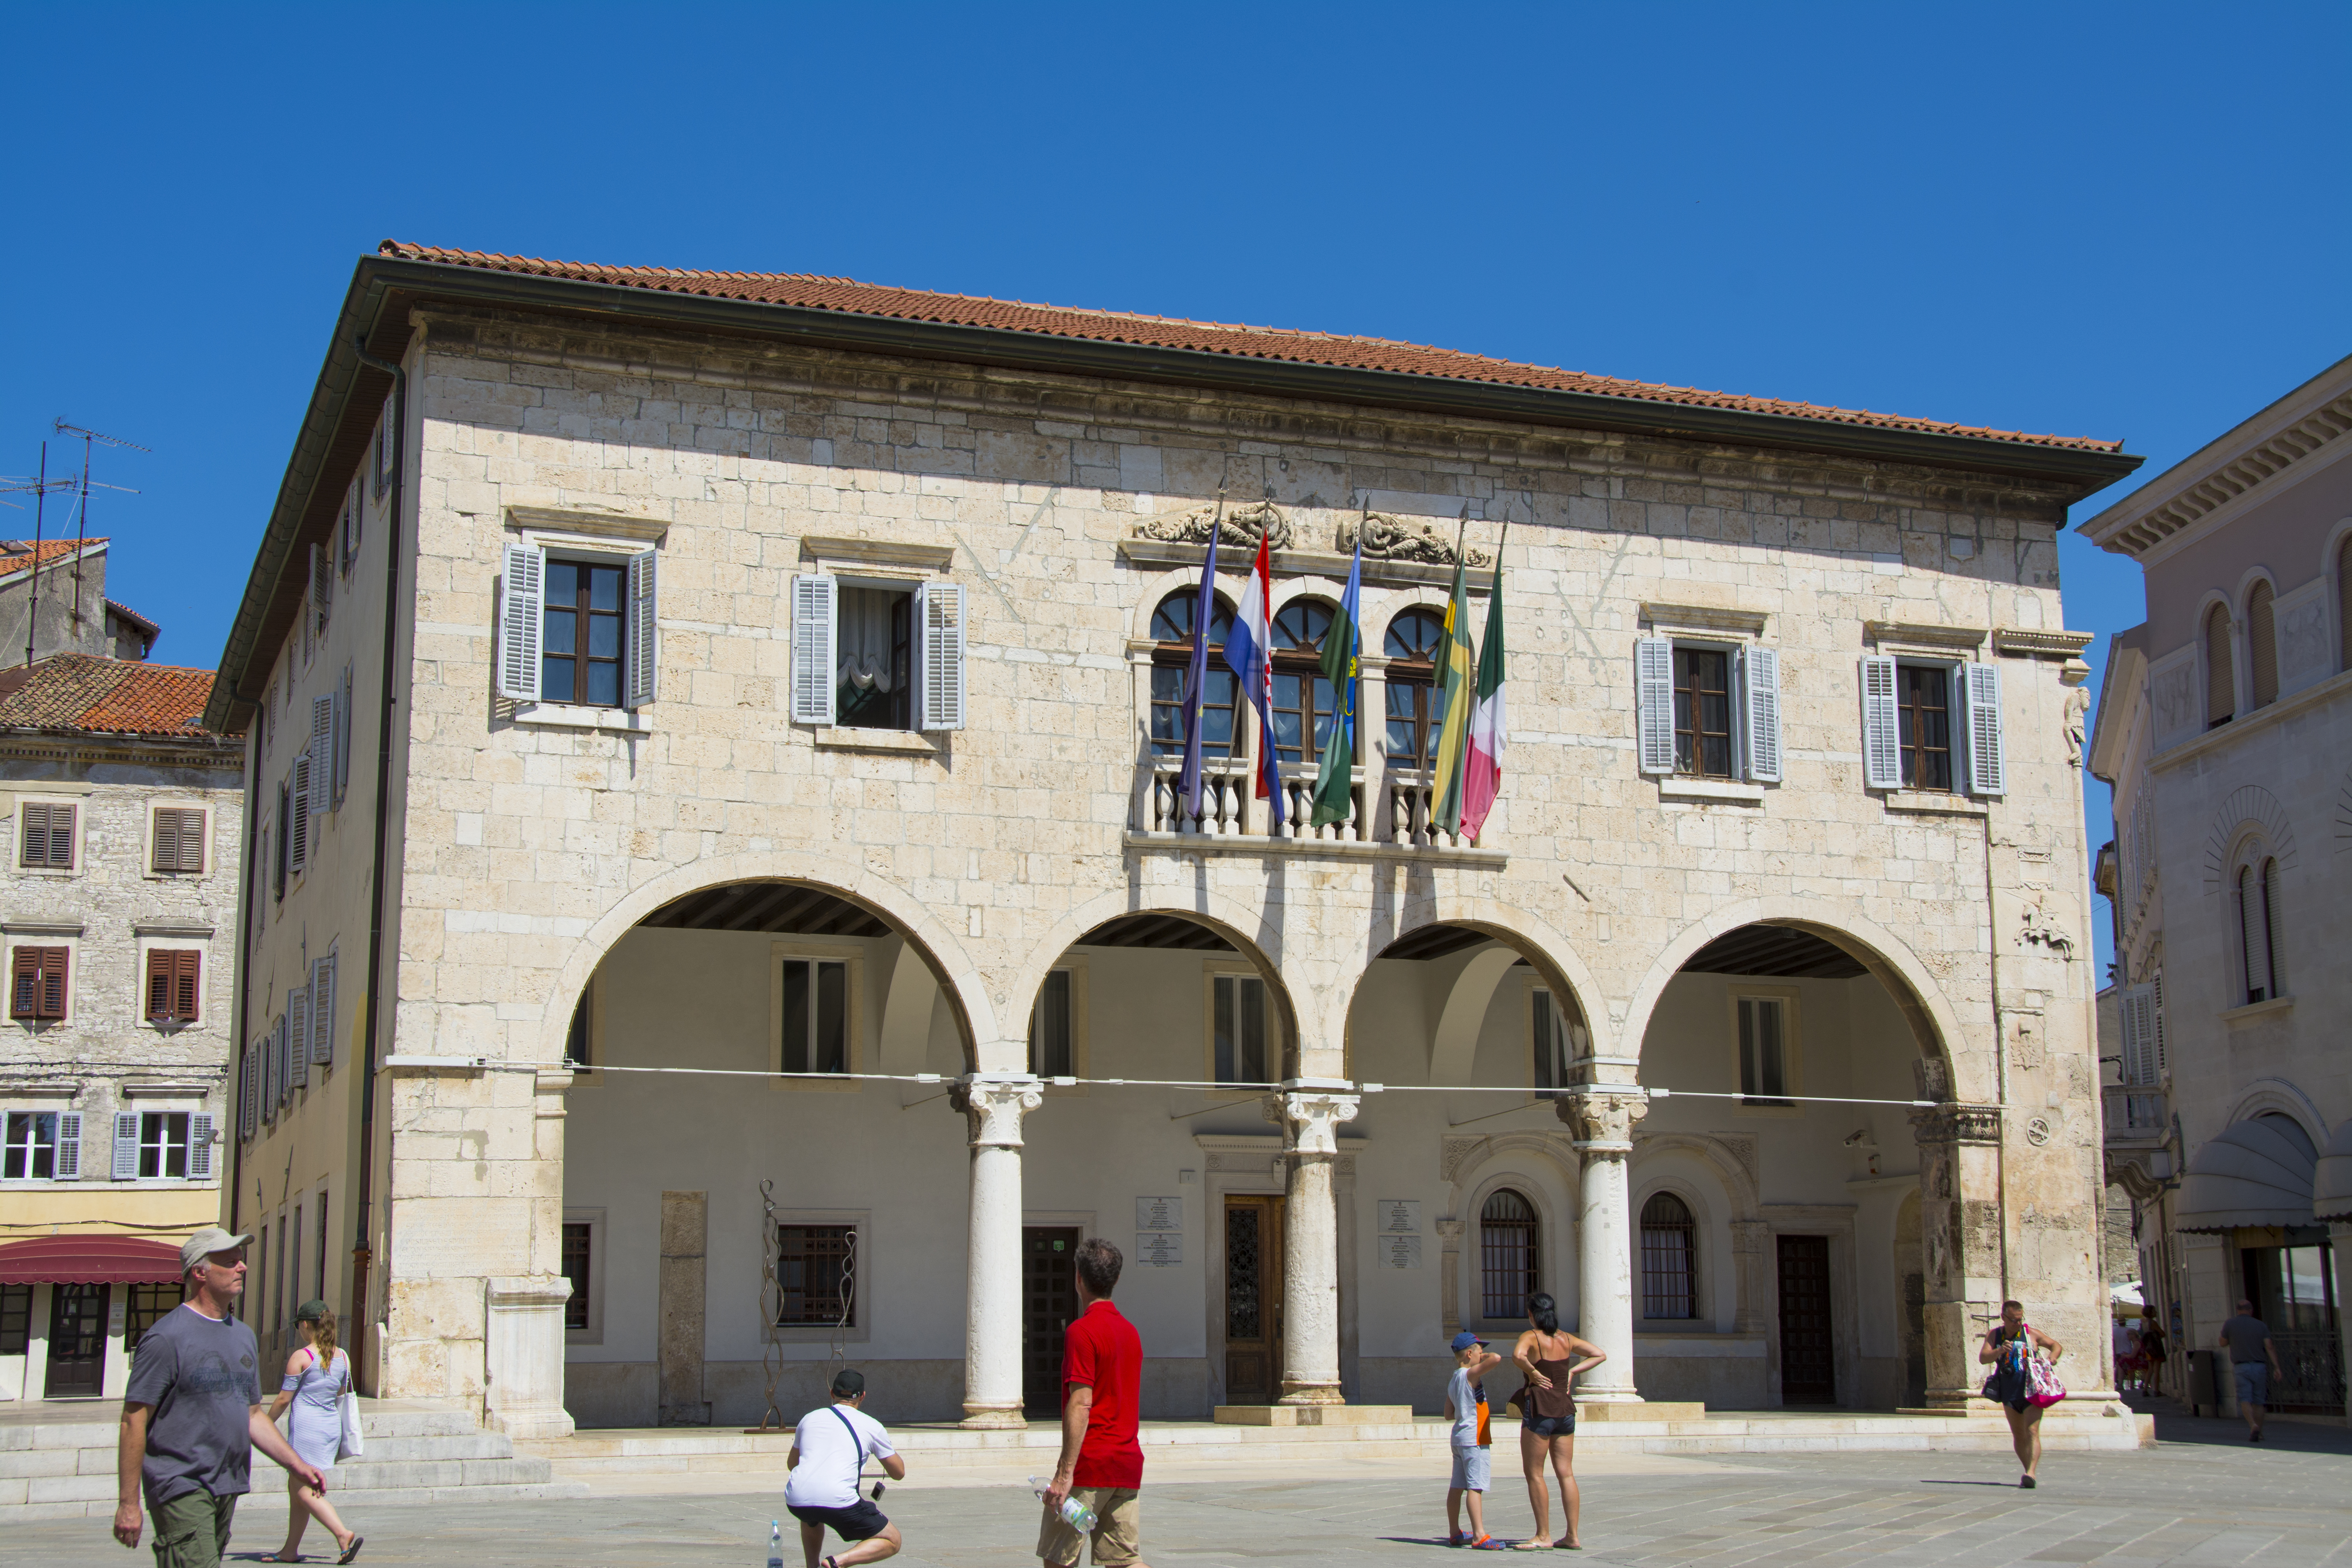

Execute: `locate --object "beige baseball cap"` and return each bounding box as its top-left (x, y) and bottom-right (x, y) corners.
top-left (179, 1227), bottom-right (253, 1276)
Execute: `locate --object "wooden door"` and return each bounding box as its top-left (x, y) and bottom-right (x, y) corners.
top-left (45, 1283), bottom-right (108, 1398)
top-left (1022, 1228), bottom-right (1081, 1416)
top-left (1223, 1196), bottom-right (1284, 1404)
top-left (1776, 1234), bottom-right (1836, 1405)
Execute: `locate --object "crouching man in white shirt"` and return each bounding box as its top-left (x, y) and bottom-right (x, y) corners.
top-left (786, 1369), bottom-right (908, 1568)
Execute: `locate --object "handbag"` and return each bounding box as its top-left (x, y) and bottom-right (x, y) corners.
top-left (337, 1360), bottom-right (365, 1460)
top-left (2025, 1350), bottom-right (2067, 1408)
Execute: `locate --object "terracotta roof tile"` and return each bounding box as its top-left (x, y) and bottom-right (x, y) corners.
top-left (382, 242), bottom-right (2123, 454)
top-left (0, 538), bottom-right (103, 580)
top-left (0, 655), bottom-right (236, 738)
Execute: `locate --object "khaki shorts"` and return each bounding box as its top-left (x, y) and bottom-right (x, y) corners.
top-left (1037, 1486), bottom-right (1140, 1568)
top-left (149, 1489), bottom-right (237, 1568)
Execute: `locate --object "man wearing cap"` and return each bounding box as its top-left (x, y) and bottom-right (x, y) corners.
top-left (1444, 1331), bottom-right (1504, 1548)
top-left (113, 1227), bottom-right (326, 1567)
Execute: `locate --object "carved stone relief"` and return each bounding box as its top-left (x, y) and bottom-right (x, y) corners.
top-left (1335, 512), bottom-right (1492, 568)
top-left (1133, 499), bottom-right (1293, 552)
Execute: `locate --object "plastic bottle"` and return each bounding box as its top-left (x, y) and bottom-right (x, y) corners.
top-left (767, 1520), bottom-right (784, 1568)
top-left (1029, 1476), bottom-right (1099, 1533)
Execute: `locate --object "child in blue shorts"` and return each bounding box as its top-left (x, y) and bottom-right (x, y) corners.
top-left (1444, 1330), bottom-right (1504, 1547)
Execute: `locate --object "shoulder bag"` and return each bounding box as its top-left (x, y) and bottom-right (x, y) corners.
top-left (337, 1355), bottom-right (365, 1460)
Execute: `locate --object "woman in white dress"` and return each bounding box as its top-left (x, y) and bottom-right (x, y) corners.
top-left (267, 1301), bottom-right (362, 1563)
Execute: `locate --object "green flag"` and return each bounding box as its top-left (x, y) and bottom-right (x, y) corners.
top-left (1309, 536), bottom-right (1364, 828)
top-left (1428, 552), bottom-right (1476, 834)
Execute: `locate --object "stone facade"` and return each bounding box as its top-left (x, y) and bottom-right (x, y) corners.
top-left (2086, 352), bottom-right (2352, 1420)
top-left (221, 252), bottom-right (2126, 1431)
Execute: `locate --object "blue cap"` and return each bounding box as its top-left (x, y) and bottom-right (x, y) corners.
top-left (1450, 1331), bottom-right (1486, 1352)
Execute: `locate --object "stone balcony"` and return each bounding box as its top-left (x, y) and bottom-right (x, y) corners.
top-left (1130, 757), bottom-right (1502, 861)
top-left (2102, 1087), bottom-right (2173, 1189)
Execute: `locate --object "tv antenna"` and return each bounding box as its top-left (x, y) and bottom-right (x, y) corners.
top-left (54, 420), bottom-right (147, 627)
top-left (1, 447), bottom-right (87, 666)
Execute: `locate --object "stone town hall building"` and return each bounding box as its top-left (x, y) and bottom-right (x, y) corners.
top-left (211, 242), bottom-right (2139, 1436)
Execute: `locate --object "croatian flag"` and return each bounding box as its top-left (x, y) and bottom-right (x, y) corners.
top-left (1223, 533), bottom-right (1285, 829)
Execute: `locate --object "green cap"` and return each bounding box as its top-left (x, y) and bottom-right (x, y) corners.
top-left (293, 1299), bottom-right (333, 1323)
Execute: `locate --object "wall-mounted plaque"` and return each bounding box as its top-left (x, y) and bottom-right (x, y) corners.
top-left (1377, 1234), bottom-right (1423, 1269)
top-left (1136, 1232), bottom-right (1183, 1268)
top-left (1376, 1199), bottom-right (1421, 1234)
top-left (1136, 1196), bottom-right (1183, 1232)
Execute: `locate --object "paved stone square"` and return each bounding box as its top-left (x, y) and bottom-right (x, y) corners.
top-left (29, 1411), bottom-right (2352, 1566)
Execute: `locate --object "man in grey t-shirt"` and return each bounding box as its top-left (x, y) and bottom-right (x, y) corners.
top-left (114, 1227), bottom-right (324, 1567)
top-left (2218, 1299), bottom-right (2283, 1442)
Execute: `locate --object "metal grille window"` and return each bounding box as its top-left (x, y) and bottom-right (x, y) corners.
top-left (777, 1224), bottom-right (856, 1326)
top-left (1148, 592), bottom-right (1240, 759)
top-left (542, 559), bottom-right (627, 708)
top-left (1672, 648), bottom-right (1733, 778)
top-left (1479, 1188), bottom-right (1540, 1320)
top-left (561, 1221), bottom-right (592, 1331)
top-left (1383, 608), bottom-right (1444, 768)
top-left (1895, 666), bottom-right (1953, 791)
top-left (1029, 970), bottom-right (1073, 1078)
top-left (780, 958), bottom-right (849, 1076)
top-left (1640, 1191), bottom-right (1698, 1319)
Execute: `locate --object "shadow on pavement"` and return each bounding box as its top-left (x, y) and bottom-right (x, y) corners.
top-left (2128, 1395), bottom-right (2352, 1454)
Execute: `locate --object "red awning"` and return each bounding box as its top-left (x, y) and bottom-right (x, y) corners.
top-left (0, 1235), bottom-right (183, 1285)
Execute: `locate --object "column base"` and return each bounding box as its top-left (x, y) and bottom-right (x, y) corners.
top-left (1276, 1380), bottom-right (1345, 1406)
top-left (960, 1402), bottom-right (1028, 1429)
top-left (1573, 1386), bottom-right (1644, 1405)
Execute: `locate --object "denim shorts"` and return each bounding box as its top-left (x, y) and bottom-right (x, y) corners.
top-left (1523, 1413), bottom-right (1575, 1438)
top-left (2234, 1361), bottom-right (2270, 1407)
top-left (1448, 1444), bottom-right (1491, 1490)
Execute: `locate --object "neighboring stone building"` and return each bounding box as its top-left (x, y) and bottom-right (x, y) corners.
top-left (0, 537), bottom-right (163, 667)
top-left (211, 242), bottom-right (2137, 1436)
top-left (0, 652), bottom-right (242, 1401)
top-left (2085, 351), bottom-right (2352, 1421)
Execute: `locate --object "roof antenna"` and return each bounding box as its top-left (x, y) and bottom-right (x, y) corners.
top-left (53, 421), bottom-right (148, 637)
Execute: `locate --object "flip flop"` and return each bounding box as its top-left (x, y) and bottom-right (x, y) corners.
top-left (337, 1537), bottom-right (364, 1564)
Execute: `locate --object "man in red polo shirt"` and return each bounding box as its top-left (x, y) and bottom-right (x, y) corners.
top-left (1039, 1238), bottom-right (1146, 1568)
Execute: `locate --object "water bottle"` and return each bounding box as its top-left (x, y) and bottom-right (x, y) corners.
top-left (767, 1520), bottom-right (783, 1568)
top-left (1029, 1476), bottom-right (1098, 1533)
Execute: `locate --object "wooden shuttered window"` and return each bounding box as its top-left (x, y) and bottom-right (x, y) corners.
top-left (19, 802), bottom-right (73, 869)
top-left (10, 946), bottom-right (67, 1020)
top-left (151, 808), bottom-right (205, 874)
top-left (145, 949), bottom-right (200, 1023)
top-left (186, 1113), bottom-right (214, 1180)
top-left (1633, 636), bottom-right (1676, 775)
top-left (1858, 656), bottom-right (1902, 789)
top-left (310, 956), bottom-right (337, 1067)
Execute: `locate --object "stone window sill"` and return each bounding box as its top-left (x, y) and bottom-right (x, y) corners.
top-left (2220, 995), bottom-right (2293, 1026)
top-left (512, 703), bottom-right (650, 734)
top-left (813, 727), bottom-right (941, 755)
top-left (1658, 778), bottom-right (1765, 805)
top-left (1880, 791), bottom-right (1989, 817)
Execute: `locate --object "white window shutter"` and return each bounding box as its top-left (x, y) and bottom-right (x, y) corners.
top-left (333, 664), bottom-right (352, 805)
top-left (2117, 986), bottom-right (2147, 1087)
top-left (1963, 662), bottom-right (2006, 796)
top-left (311, 542), bottom-right (333, 623)
top-left (498, 544), bottom-right (545, 702)
top-left (54, 1112), bottom-right (81, 1180)
top-left (312, 957), bottom-right (335, 1066)
top-left (624, 550), bottom-right (659, 708)
top-left (791, 574), bottom-right (839, 725)
top-left (188, 1113), bottom-right (214, 1180)
top-left (1634, 636), bottom-right (1675, 775)
top-left (241, 1044), bottom-right (258, 1139)
top-left (310, 696), bottom-right (334, 818)
top-left (261, 1023), bottom-right (275, 1116)
top-left (1743, 646), bottom-right (1783, 783)
top-left (288, 755), bottom-right (311, 875)
top-left (113, 1112), bottom-right (142, 1180)
top-left (289, 986), bottom-right (310, 1089)
top-left (2151, 973), bottom-right (2168, 1075)
top-left (915, 582), bottom-right (967, 731)
top-left (1860, 656), bottom-right (1901, 790)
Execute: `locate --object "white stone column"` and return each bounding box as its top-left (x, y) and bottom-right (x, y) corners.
top-left (955, 1073), bottom-right (1042, 1428)
top-left (1562, 1089), bottom-right (1647, 1404)
top-left (1267, 1082), bottom-right (1359, 1404)
top-left (483, 1275), bottom-right (576, 1438)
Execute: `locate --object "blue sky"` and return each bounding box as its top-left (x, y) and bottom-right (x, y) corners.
top-left (4, 4), bottom-right (2347, 978)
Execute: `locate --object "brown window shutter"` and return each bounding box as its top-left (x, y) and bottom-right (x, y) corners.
top-left (10, 948), bottom-right (37, 1018)
top-left (19, 804), bottom-right (46, 867)
top-left (39, 948), bottom-right (66, 1020)
top-left (175, 952), bottom-right (199, 1020)
top-left (19, 804), bottom-right (69, 869)
top-left (151, 809), bottom-right (205, 874)
top-left (146, 951), bottom-right (171, 1020)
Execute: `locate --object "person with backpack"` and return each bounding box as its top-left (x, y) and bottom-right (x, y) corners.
top-left (785, 1369), bottom-right (907, 1568)
top-left (1979, 1300), bottom-right (2065, 1488)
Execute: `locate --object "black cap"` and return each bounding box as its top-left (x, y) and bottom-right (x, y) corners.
top-left (831, 1367), bottom-right (865, 1398)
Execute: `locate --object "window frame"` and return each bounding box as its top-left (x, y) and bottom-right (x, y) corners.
top-left (1639, 1188), bottom-right (1701, 1321)
top-left (1268, 598), bottom-right (1341, 770)
top-left (769, 941), bottom-right (864, 1091)
top-left (1202, 961), bottom-right (1275, 1089)
top-left (16, 797), bottom-right (80, 873)
top-left (3, 1110), bottom-right (60, 1180)
top-left (1027, 958), bottom-right (1090, 1091)
top-left (1670, 643), bottom-right (1738, 780)
top-left (143, 947), bottom-right (203, 1027)
top-left (146, 804), bottom-right (209, 877)
top-left (561, 1207), bottom-right (606, 1343)
top-left (1729, 986), bottom-right (1802, 1114)
top-left (9, 942), bottom-right (72, 1022)
top-left (137, 1111), bottom-right (191, 1180)
top-left (2202, 600), bottom-right (2236, 728)
top-left (766, 1209), bottom-right (873, 1343)
top-left (1477, 1185), bottom-right (1543, 1324)
top-left (2232, 848), bottom-right (2285, 1006)
top-left (499, 526), bottom-right (662, 722)
top-left (1892, 662), bottom-right (1957, 793)
top-left (1148, 589), bottom-right (1244, 761)
top-left (539, 554), bottom-right (632, 711)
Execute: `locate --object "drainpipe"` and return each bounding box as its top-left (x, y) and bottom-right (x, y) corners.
top-left (349, 335), bottom-right (406, 1380)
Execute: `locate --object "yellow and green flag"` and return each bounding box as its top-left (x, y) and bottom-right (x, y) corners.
top-left (1429, 550), bottom-right (1476, 834)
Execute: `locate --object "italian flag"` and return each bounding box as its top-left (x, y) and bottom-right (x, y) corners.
top-left (1459, 556), bottom-right (1506, 841)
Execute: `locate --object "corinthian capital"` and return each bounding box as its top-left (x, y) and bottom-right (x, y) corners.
top-left (1558, 1088), bottom-right (1648, 1152)
top-left (954, 1074), bottom-right (1043, 1148)
top-left (1264, 1085), bottom-right (1361, 1154)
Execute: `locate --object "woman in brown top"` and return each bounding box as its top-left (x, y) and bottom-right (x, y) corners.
top-left (1508, 1292), bottom-right (1607, 1550)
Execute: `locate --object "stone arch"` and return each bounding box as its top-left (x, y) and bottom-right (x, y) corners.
top-left (1618, 897), bottom-right (1975, 1103)
top-left (2202, 784), bottom-right (2299, 894)
top-left (541, 849), bottom-right (995, 1073)
top-left (1006, 884), bottom-right (1308, 1076)
top-left (1424, 947), bottom-right (1529, 1086)
top-left (1126, 565), bottom-right (1237, 643)
top-left (2220, 1076), bottom-right (2330, 1150)
top-left (1455, 1146), bottom-right (1577, 1323)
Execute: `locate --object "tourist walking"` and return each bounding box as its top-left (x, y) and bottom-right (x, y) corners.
top-left (2218, 1299), bottom-right (2284, 1441)
top-left (1039, 1238), bottom-right (1147, 1568)
top-left (1442, 1330), bottom-right (1503, 1548)
top-left (1978, 1300), bottom-right (2065, 1488)
top-left (2136, 1307), bottom-right (2167, 1396)
top-left (785, 1368), bottom-right (907, 1568)
top-left (113, 1228), bottom-right (327, 1568)
top-left (266, 1301), bottom-right (363, 1562)
top-left (1507, 1293), bottom-right (1605, 1551)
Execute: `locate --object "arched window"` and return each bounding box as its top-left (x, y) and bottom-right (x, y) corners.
top-left (1479, 1188), bottom-right (1539, 1320)
top-left (2247, 581), bottom-right (2279, 709)
top-left (2236, 855), bottom-right (2282, 1005)
top-left (2204, 603), bottom-right (2235, 727)
top-left (1148, 591), bottom-right (1241, 758)
top-left (1640, 1192), bottom-right (1697, 1320)
top-left (1383, 608), bottom-right (1446, 768)
top-left (1269, 600), bottom-right (1338, 767)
